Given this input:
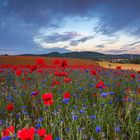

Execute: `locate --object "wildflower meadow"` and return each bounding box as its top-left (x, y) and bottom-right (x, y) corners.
top-left (0, 58), bottom-right (140, 140)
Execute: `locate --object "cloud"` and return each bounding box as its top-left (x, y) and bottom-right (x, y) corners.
top-left (103, 49), bottom-right (129, 54)
top-left (70, 35), bottom-right (94, 46)
top-left (127, 41), bottom-right (140, 46)
top-left (3, 0), bottom-right (99, 27)
top-left (40, 47), bottom-right (70, 53)
top-left (34, 31), bottom-right (81, 49)
top-left (96, 45), bottom-right (105, 48)
top-left (0, 0), bottom-right (140, 54)
top-left (94, 0), bottom-right (140, 35)
top-left (0, 17), bottom-right (37, 53)
top-left (43, 32), bottom-right (81, 43)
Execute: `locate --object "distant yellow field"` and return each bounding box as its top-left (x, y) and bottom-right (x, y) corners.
top-left (98, 61), bottom-right (140, 71)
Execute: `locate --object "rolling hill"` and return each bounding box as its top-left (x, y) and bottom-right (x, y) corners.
top-left (19, 51), bottom-right (140, 60)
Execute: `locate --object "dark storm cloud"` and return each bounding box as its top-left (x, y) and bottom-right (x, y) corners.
top-left (0, 17), bottom-right (37, 51)
top-left (70, 35), bottom-right (94, 46)
top-left (1, 0), bottom-right (140, 34)
top-left (3, 0), bottom-right (99, 26)
top-left (94, 0), bottom-right (140, 35)
top-left (0, 0), bottom-right (140, 54)
top-left (44, 32), bottom-right (80, 43)
top-left (0, 0), bottom-right (99, 54)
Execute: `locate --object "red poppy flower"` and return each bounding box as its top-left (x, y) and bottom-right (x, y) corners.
top-left (0, 70), bottom-right (3, 73)
top-left (92, 93), bottom-right (99, 97)
top-left (15, 69), bottom-right (22, 76)
top-left (37, 128), bottom-right (46, 138)
top-left (122, 96), bottom-right (129, 102)
top-left (30, 65), bottom-right (37, 72)
top-left (96, 81), bottom-right (106, 89)
top-left (63, 92), bottom-right (70, 99)
top-left (36, 58), bottom-right (45, 65)
top-left (137, 88), bottom-right (140, 94)
top-left (63, 77), bottom-right (71, 83)
top-left (52, 81), bottom-right (60, 87)
top-left (116, 83), bottom-right (120, 87)
top-left (2, 126), bottom-right (15, 137)
top-left (52, 59), bottom-right (61, 65)
top-left (61, 59), bottom-right (68, 67)
top-left (91, 70), bottom-right (97, 75)
top-left (138, 70), bottom-right (140, 74)
top-left (116, 66), bottom-right (121, 69)
top-left (43, 134), bottom-right (53, 140)
top-left (6, 103), bottom-right (14, 111)
top-left (18, 127), bottom-right (35, 140)
top-left (130, 73), bottom-right (136, 78)
top-left (42, 93), bottom-right (53, 106)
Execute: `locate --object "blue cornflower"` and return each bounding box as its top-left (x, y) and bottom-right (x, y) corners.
top-left (109, 92), bottom-right (115, 95)
top-left (115, 98), bottom-right (120, 102)
top-left (57, 105), bottom-right (62, 109)
top-left (42, 79), bottom-right (47, 83)
top-left (115, 127), bottom-right (121, 132)
top-left (21, 106), bottom-right (27, 109)
top-left (108, 101), bottom-right (113, 104)
top-left (89, 115), bottom-right (96, 119)
top-left (79, 109), bottom-right (84, 113)
top-left (137, 102), bottom-right (140, 105)
top-left (55, 137), bottom-right (61, 140)
top-left (83, 99), bottom-right (87, 102)
top-left (137, 117), bottom-right (140, 121)
top-left (22, 111), bottom-right (28, 115)
top-left (2, 136), bottom-right (11, 140)
top-left (63, 98), bottom-right (70, 104)
top-left (101, 92), bottom-right (108, 98)
top-left (6, 95), bottom-right (13, 101)
top-left (37, 117), bottom-right (44, 122)
top-left (30, 91), bottom-right (36, 96)
top-left (95, 126), bottom-right (101, 133)
top-left (74, 106), bottom-right (78, 109)
top-left (101, 103), bottom-right (104, 107)
top-left (65, 128), bottom-right (69, 132)
top-left (72, 115), bottom-right (78, 120)
top-left (16, 114), bottom-right (20, 119)
top-left (89, 84), bottom-right (93, 87)
top-left (106, 84), bottom-right (111, 86)
top-left (36, 123), bottom-right (41, 129)
top-left (0, 119), bottom-right (5, 124)
top-left (80, 88), bottom-right (84, 91)
top-left (60, 119), bottom-right (64, 123)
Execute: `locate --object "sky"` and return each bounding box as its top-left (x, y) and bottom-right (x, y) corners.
top-left (0, 0), bottom-right (140, 55)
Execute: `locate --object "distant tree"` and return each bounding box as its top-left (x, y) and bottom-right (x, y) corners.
top-left (4, 54), bottom-right (9, 56)
top-left (130, 58), bottom-right (140, 64)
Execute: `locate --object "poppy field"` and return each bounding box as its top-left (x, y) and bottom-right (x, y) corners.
top-left (0, 58), bottom-right (140, 140)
